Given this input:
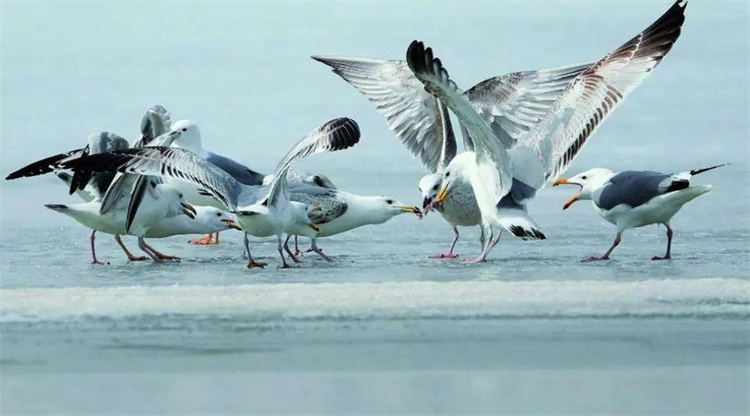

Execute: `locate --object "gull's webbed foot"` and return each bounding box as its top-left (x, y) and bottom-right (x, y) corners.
top-left (247, 261), bottom-right (267, 269)
top-left (189, 234), bottom-right (216, 245)
top-left (430, 253), bottom-right (459, 259)
top-left (582, 256), bottom-right (609, 263)
top-left (651, 255), bottom-right (671, 261)
top-left (461, 257), bottom-right (485, 264)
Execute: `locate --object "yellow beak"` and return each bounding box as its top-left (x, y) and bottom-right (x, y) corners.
top-left (399, 205), bottom-right (421, 214)
top-left (436, 185), bottom-right (450, 204)
top-left (309, 205), bottom-right (322, 212)
top-left (308, 224), bottom-right (320, 232)
top-left (221, 219), bottom-right (242, 230)
top-left (552, 178), bottom-right (581, 210)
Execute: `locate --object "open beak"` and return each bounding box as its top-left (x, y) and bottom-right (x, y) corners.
top-left (220, 219), bottom-right (242, 231)
top-left (552, 178), bottom-right (582, 211)
top-left (181, 202), bottom-right (197, 219)
top-left (422, 197), bottom-right (432, 210)
top-left (308, 223), bottom-right (320, 232)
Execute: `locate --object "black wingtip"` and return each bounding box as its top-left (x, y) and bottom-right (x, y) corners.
top-left (325, 117), bottom-right (361, 151)
top-left (406, 40), bottom-right (426, 74)
top-left (44, 204), bottom-right (69, 211)
top-left (690, 163), bottom-right (728, 176)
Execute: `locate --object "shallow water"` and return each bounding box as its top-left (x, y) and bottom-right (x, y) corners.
top-left (2, 1), bottom-right (750, 414)
top-left (2, 168), bottom-right (749, 414)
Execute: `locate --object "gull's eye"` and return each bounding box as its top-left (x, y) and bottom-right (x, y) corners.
top-left (581, 176), bottom-right (588, 180)
top-left (179, 193), bottom-right (183, 198)
top-left (182, 128), bottom-right (187, 132)
top-left (445, 172), bottom-right (450, 178)
top-left (386, 199), bottom-right (393, 205)
top-left (433, 185), bottom-right (438, 191)
top-left (216, 212), bottom-right (221, 217)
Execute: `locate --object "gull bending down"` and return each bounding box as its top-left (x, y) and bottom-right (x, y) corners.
top-left (285, 187), bottom-right (421, 262)
top-left (61, 118), bottom-right (362, 269)
top-left (553, 164), bottom-right (724, 262)
top-left (407, 0), bottom-right (687, 263)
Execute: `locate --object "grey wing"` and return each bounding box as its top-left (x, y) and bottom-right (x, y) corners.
top-left (137, 105), bottom-right (172, 147)
top-left (266, 118), bottom-right (360, 207)
top-left (87, 132), bottom-right (130, 154)
top-left (99, 173), bottom-right (135, 214)
top-left (465, 62), bottom-right (593, 149)
top-left (205, 152), bottom-right (266, 186)
top-left (60, 147), bottom-right (245, 212)
top-left (55, 171), bottom-right (103, 202)
top-left (69, 132), bottom-right (130, 194)
top-left (523, 1), bottom-right (686, 186)
top-left (290, 191), bottom-right (347, 224)
top-left (594, 171), bottom-right (678, 210)
top-left (406, 41), bottom-right (513, 205)
top-left (313, 56), bottom-right (456, 172)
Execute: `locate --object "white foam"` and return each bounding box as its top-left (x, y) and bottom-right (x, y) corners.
top-left (1, 279), bottom-right (748, 323)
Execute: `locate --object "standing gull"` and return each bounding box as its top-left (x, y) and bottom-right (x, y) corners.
top-left (408, 0), bottom-right (687, 262)
top-left (62, 118), bottom-right (361, 269)
top-left (553, 165), bottom-right (724, 261)
top-left (312, 54), bottom-right (589, 258)
top-left (5, 132), bottom-right (130, 264)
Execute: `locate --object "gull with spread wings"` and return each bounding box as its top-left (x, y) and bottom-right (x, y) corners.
top-left (313, 40), bottom-right (590, 258)
top-left (406, 0), bottom-right (687, 263)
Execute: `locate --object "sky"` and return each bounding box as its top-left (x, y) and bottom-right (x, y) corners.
top-left (1, 0), bottom-right (748, 223)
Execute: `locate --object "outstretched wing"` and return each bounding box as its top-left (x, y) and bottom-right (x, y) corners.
top-left (465, 62), bottom-right (592, 149)
top-left (313, 56), bottom-right (455, 172)
top-left (266, 117), bottom-right (360, 207)
top-left (61, 147), bottom-right (245, 212)
top-left (5, 148), bottom-right (85, 180)
top-left (524, 0), bottom-right (687, 186)
top-left (407, 41), bottom-right (513, 204)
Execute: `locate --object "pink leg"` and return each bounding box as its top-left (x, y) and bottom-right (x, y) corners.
top-left (461, 228), bottom-right (499, 264)
top-left (583, 233), bottom-right (621, 262)
top-left (283, 235), bottom-right (303, 263)
top-left (652, 226), bottom-right (673, 261)
top-left (90, 230), bottom-right (108, 265)
top-left (431, 227), bottom-right (460, 259)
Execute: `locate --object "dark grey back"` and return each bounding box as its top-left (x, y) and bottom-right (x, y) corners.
top-left (594, 171), bottom-right (670, 210)
top-left (205, 152), bottom-right (265, 186)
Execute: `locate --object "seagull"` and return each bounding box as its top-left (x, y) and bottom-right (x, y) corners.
top-left (61, 117), bottom-right (362, 269)
top-left (553, 165), bottom-right (724, 262)
top-left (285, 187), bottom-right (421, 261)
top-left (4, 107), bottom-right (216, 264)
top-left (407, 0), bottom-right (687, 263)
top-left (312, 53), bottom-right (588, 259)
top-left (6, 131), bottom-right (131, 264)
top-left (45, 197), bottom-right (241, 264)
